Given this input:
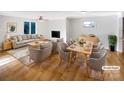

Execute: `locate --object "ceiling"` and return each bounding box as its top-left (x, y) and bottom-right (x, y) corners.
top-left (0, 11), bottom-right (122, 20)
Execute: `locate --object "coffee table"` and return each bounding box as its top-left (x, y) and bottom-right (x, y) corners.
top-left (28, 41), bottom-right (49, 48)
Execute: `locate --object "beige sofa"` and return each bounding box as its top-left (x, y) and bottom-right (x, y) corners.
top-left (10, 34), bottom-right (45, 49)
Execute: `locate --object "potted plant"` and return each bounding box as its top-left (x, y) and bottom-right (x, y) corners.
top-left (108, 35), bottom-right (117, 51)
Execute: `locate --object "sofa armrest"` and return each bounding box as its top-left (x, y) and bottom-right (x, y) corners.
top-left (10, 40), bottom-right (17, 49)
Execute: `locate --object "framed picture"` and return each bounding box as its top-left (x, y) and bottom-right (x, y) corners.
top-left (7, 22), bottom-right (17, 33)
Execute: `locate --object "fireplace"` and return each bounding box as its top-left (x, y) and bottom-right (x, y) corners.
top-left (51, 31), bottom-right (60, 38)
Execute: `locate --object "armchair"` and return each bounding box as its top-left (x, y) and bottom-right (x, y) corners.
top-left (57, 42), bottom-right (70, 66)
top-left (29, 41), bottom-right (53, 62)
top-left (87, 49), bottom-right (107, 80)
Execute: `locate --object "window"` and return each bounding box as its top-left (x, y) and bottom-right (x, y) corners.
top-left (24, 22), bottom-right (36, 34)
top-left (24, 22), bottom-right (29, 34)
top-left (83, 21), bottom-right (95, 28)
top-left (31, 22), bottom-right (36, 34)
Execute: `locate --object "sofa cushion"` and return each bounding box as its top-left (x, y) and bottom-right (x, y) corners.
top-left (27, 35), bottom-right (31, 39)
top-left (17, 35), bottom-right (23, 41)
top-left (26, 39), bottom-right (34, 42)
top-left (31, 35), bottom-right (37, 39)
top-left (36, 34), bottom-right (39, 38)
top-left (16, 40), bottom-right (29, 44)
top-left (29, 34), bottom-right (40, 39)
top-left (38, 35), bottom-right (44, 39)
top-left (12, 36), bottom-right (18, 42)
top-left (22, 35), bottom-right (28, 40)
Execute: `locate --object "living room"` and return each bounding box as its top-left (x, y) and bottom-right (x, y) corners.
top-left (0, 11), bottom-right (123, 51)
top-left (0, 11), bottom-right (124, 81)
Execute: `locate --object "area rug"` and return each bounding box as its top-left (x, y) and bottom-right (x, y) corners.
top-left (7, 47), bottom-right (34, 65)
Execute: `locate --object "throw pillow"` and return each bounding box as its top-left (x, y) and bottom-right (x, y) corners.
top-left (18, 36), bottom-right (23, 41)
top-left (12, 36), bottom-right (18, 42)
top-left (22, 35), bottom-right (28, 40)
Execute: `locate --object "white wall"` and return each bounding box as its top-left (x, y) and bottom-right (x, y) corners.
top-left (0, 15), bottom-right (39, 48)
top-left (40, 19), bottom-right (67, 42)
top-left (116, 15), bottom-right (123, 52)
top-left (66, 18), bottom-right (71, 41)
top-left (67, 15), bottom-right (122, 51)
top-left (37, 20), bottom-right (48, 35)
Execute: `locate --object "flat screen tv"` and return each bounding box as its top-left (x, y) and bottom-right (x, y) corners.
top-left (51, 31), bottom-right (60, 38)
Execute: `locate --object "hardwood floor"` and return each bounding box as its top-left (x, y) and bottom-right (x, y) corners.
top-left (0, 51), bottom-right (124, 81)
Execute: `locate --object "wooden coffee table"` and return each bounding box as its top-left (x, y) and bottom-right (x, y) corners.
top-left (28, 41), bottom-right (49, 47)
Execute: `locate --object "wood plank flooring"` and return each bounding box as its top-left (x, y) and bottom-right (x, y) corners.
top-left (0, 51), bottom-right (124, 81)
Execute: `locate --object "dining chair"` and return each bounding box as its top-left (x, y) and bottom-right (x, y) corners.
top-left (87, 49), bottom-right (107, 80)
top-left (91, 42), bottom-right (104, 58)
top-left (92, 42), bottom-right (104, 52)
top-left (57, 38), bottom-right (64, 42)
top-left (57, 42), bottom-right (70, 66)
top-left (66, 40), bottom-right (73, 46)
top-left (52, 38), bottom-right (63, 54)
top-left (73, 54), bottom-right (84, 67)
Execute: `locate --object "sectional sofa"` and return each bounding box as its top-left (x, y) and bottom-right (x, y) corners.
top-left (9, 34), bottom-right (46, 49)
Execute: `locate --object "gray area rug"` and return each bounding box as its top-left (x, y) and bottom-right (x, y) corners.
top-left (7, 47), bottom-right (34, 65)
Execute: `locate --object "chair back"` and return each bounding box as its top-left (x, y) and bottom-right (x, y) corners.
top-left (66, 40), bottom-right (73, 46)
top-left (88, 49), bottom-right (107, 71)
top-left (29, 41), bottom-right (53, 62)
top-left (57, 42), bottom-right (69, 62)
top-left (92, 42), bottom-right (104, 52)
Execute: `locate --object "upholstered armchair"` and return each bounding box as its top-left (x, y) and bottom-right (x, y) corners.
top-left (52, 38), bottom-right (63, 54)
top-left (29, 41), bottom-right (53, 62)
top-left (57, 42), bottom-right (70, 66)
top-left (66, 40), bottom-right (73, 46)
top-left (91, 42), bottom-right (104, 58)
top-left (92, 42), bottom-right (104, 52)
top-left (87, 49), bottom-right (107, 80)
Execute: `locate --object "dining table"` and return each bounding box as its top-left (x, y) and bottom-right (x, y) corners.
top-left (79, 34), bottom-right (99, 45)
top-left (66, 41), bottom-right (94, 77)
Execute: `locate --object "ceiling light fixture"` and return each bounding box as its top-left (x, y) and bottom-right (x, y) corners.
top-left (37, 16), bottom-right (47, 22)
top-left (81, 11), bottom-right (87, 14)
top-left (39, 16), bottom-right (43, 20)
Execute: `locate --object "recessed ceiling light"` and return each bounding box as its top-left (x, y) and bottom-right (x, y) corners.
top-left (81, 11), bottom-right (87, 14)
